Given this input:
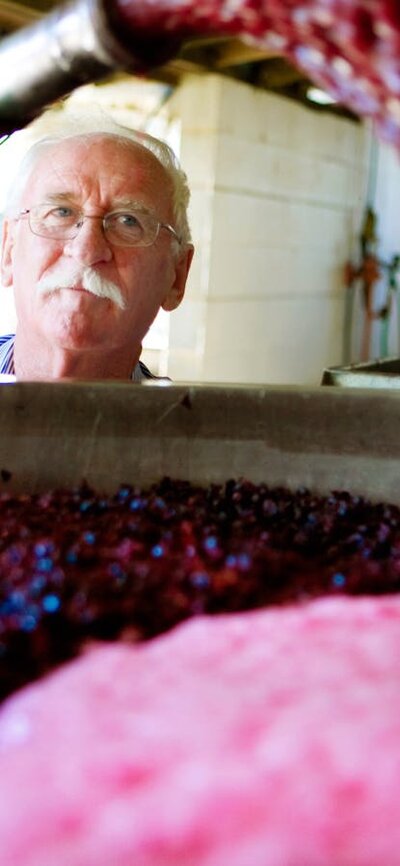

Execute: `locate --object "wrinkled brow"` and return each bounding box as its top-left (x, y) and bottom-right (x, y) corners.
top-left (41, 193), bottom-right (154, 213)
top-left (42, 193), bottom-right (77, 203)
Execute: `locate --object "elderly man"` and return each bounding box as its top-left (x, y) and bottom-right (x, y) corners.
top-left (0, 123), bottom-right (193, 380)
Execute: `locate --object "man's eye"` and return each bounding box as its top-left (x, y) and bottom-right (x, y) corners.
top-left (116, 213), bottom-right (141, 228)
top-left (49, 207), bottom-right (75, 220)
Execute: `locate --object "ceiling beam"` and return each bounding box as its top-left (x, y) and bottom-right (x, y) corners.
top-left (0, 0), bottom-right (41, 29)
top-left (212, 38), bottom-right (279, 68)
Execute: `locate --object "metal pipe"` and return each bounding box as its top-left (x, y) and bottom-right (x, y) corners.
top-left (0, 0), bottom-right (183, 134)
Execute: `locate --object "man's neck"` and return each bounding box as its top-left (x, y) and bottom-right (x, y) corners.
top-left (13, 333), bottom-right (140, 381)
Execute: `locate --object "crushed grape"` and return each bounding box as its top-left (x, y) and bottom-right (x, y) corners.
top-left (117, 0), bottom-right (400, 149)
top-left (1, 477), bottom-right (400, 701)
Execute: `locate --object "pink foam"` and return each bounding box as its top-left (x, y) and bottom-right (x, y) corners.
top-left (1, 595), bottom-right (400, 865)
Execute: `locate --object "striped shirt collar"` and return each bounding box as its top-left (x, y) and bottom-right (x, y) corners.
top-left (0, 334), bottom-right (15, 376)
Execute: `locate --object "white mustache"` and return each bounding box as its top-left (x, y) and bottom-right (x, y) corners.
top-left (36, 266), bottom-right (126, 310)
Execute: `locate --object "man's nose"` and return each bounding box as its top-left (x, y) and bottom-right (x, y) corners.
top-left (62, 216), bottom-right (113, 265)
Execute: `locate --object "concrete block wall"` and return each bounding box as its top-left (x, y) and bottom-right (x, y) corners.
top-left (166, 74), bottom-right (370, 384)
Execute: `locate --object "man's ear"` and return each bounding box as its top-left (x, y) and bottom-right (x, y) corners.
top-left (162, 244), bottom-right (194, 312)
top-left (1, 219), bottom-right (15, 287)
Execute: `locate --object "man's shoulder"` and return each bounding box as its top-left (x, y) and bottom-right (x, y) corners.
top-left (0, 333), bottom-right (15, 347)
top-left (138, 359), bottom-right (157, 380)
top-left (0, 334), bottom-right (15, 375)
top-left (134, 360), bottom-right (170, 382)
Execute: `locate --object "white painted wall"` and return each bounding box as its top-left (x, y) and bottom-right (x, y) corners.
top-left (374, 141), bottom-right (400, 262)
top-left (167, 74), bottom-right (370, 384)
top-left (370, 139), bottom-right (400, 359)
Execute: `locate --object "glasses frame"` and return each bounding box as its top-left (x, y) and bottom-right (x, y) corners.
top-left (17, 206), bottom-right (182, 248)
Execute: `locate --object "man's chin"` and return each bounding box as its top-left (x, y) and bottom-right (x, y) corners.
top-left (38, 293), bottom-right (113, 340)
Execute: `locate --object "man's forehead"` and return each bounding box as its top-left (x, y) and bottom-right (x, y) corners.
top-left (37, 136), bottom-right (162, 177)
top-left (26, 135), bottom-right (171, 204)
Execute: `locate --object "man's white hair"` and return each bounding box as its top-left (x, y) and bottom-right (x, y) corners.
top-left (4, 112), bottom-right (192, 246)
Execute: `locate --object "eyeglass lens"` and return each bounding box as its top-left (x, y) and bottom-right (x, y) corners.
top-left (28, 205), bottom-right (160, 247)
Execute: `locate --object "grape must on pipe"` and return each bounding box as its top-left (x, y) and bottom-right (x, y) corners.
top-left (0, 0), bottom-right (398, 149)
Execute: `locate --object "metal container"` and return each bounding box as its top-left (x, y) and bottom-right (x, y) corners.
top-left (1, 380), bottom-right (400, 504)
top-left (322, 356), bottom-right (400, 389)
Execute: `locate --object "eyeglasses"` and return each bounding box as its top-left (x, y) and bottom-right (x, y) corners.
top-left (17, 204), bottom-right (182, 248)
